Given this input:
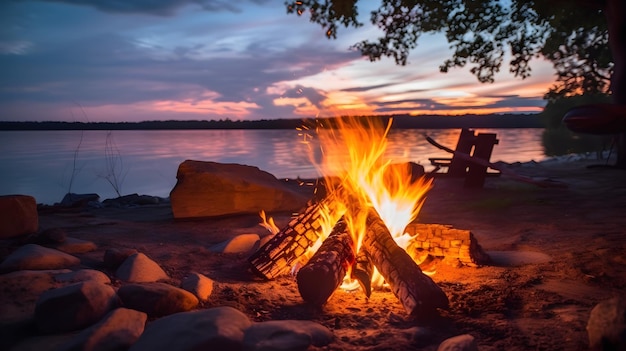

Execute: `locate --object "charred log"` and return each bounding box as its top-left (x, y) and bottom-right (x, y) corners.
top-left (350, 249), bottom-right (373, 298)
top-left (363, 211), bottom-right (449, 316)
top-left (296, 218), bottom-right (355, 305)
top-left (248, 199), bottom-right (343, 279)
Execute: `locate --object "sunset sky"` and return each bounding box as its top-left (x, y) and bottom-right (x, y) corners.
top-left (1, 0), bottom-right (558, 122)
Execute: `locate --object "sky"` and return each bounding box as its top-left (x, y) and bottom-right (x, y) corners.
top-left (1, 0), bottom-right (559, 122)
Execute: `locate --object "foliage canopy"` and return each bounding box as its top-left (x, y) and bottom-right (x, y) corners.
top-left (286, 0), bottom-right (612, 99)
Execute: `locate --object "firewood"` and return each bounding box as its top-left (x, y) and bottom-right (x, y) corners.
top-left (350, 249), bottom-right (373, 298)
top-left (248, 199), bottom-right (343, 279)
top-left (363, 211), bottom-right (449, 316)
top-left (404, 223), bottom-right (491, 266)
top-left (296, 218), bottom-right (355, 305)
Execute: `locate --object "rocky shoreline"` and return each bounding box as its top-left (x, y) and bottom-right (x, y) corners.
top-left (1, 158), bottom-right (626, 350)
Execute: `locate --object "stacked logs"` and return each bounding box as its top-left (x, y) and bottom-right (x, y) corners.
top-left (248, 199), bottom-right (459, 317)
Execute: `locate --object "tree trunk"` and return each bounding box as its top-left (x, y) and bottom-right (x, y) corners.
top-left (296, 218), bottom-right (355, 305)
top-left (362, 211), bottom-right (449, 316)
top-left (606, 0), bottom-right (626, 168)
top-left (248, 199), bottom-right (344, 279)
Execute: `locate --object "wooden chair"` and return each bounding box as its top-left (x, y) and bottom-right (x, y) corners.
top-left (428, 128), bottom-right (500, 188)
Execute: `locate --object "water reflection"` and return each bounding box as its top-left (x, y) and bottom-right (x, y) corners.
top-left (0, 128), bottom-right (546, 205)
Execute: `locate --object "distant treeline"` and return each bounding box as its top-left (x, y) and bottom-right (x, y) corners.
top-left (0, 114), bottom-right (543, 131)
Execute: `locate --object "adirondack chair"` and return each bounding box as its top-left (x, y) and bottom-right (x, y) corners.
top-left (428, 128), bottom-right (500, 188)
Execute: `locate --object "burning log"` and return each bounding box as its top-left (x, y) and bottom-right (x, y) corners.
top-left (248, 199), bottom-right (343, 279)
top-left (350, 249), bottom-right (373, 298)
top-left (296, 218), bottom-right (355, 305)
top-left (404, 223), bottom-right (491, 266)
top-left (363, 211), bottom-right (449, 316)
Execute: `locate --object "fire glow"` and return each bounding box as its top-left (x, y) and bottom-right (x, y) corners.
top-left (265, 116), bottom-right (433, 291)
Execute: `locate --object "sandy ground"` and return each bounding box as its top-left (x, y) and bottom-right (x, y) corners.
top-left (3, 158), bottom-right (626, 350)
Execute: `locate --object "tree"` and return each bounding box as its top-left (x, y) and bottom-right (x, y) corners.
top-left (286, 0), bottom-right (626, 168)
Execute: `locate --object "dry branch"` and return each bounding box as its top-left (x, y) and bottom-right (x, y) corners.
top-left (296, 218), bottom-right (355, 305)
top-left (363, 211), bottom-right (449, 316)
top-left (248, 199), bottom-right (343, 279)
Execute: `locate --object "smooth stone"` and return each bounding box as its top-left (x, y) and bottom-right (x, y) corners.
top-left (437, 334), bottom-right (478, 351)
top-left (55, 269), bottom-right (111, 285)
top-left (210, 233), bottom-right (260, 254)
top-left (115, 253), bottom-right (169, 283)
top-left (129, 306), bottom-right (252, 351)
top-left (181, 272), bottom-right (214, 301)
top-left (0, 244), bottom-right (80, 273)
top-left (57, 307), bottom-right (147, 351)
top-left (587, 297), bottom-right (626, 350)
top-left (34, 281), bottom-right (118, 334)
top-left (117, 282), bottom-right (199, 318)
top-left (103, 247), bottom-right (138, 269)
top-left (52, 237), bottom-right (98, 254)
top-left (243, 320), bottom-right (334, 351)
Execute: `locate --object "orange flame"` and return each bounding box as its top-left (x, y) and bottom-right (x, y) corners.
top-left (308, 117), bottom-right (433, 288)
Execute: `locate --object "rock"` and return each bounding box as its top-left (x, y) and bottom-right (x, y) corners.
top-left (115, 252), bottom-right (169, 282)
top-left (243, 320), bottom-right (334, 351)
top-left (169, 160), bottom-right (309, 219)
top-left (103, 247), bottom-right (139, 269)
top-left (52, 237), bottom-right (98, 254)
top-left (437, 334), bottom-right (478, 351)
top-left (129, 306), bottom-right (252, 351)
top-left (55, 269), bottom-right (111, 285)
top-left (587, 297), bottom-right (626, 351)
top-left (181, 272), bottom-right (214, 301)
top-left (38, 227), bottom-right (67, 244)
top-left (34, 281), bottom-right (118, 334)
top-left (404, 326), bottom-right (434, 347)
top-left (0, 195), bottom-right (38, 239)
top-left (117, 282), bottom-right (199, 318)
top-left (210, 233), bottom-right (260, 254)
top-left (102, 194), bottom-right (162, 208)
top-left (57, 307), bottom-right (147, 351)
top-left (60, 193), bottom-right (100, 207)
top-left (0, 269), bottom-right (70, 326)
top-left (0, 244), bottom-right (80, 273)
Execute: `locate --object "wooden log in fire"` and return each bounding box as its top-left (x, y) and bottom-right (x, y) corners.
top-left (350, 249), bottom-right (373, 298)
top-left (296, 218), bottom-right (355, 305)
top-left (248, 199), bottom-right (343, 279)
top-left (363, 211), bottom-right (449, 316)
top-left (404, 223), bottom-right (491, 266)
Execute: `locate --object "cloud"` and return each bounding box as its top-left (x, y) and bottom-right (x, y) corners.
top-left (28, 0), bottom-right (269, 16)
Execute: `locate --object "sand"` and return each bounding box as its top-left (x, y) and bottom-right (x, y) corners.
top-left (3, 157), bottom-right (626, 350)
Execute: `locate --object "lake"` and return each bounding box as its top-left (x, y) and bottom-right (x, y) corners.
top-left (0, 128), bottom-right (547, 205)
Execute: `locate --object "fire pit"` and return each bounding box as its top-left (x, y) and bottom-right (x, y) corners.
top-left (248, 117), bottom-right (491, 317)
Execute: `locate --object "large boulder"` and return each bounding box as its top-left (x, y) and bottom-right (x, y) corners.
top-left (169, 160), bottom-right (309, 219)
top-left (0, 195), bottom-right (38, 239)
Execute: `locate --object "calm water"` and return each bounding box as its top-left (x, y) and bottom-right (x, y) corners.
top-left (0, 128), bottom-right (546, 205)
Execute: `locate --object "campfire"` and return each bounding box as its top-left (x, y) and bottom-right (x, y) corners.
top-left (248, 117), bottom-right (490, 317)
